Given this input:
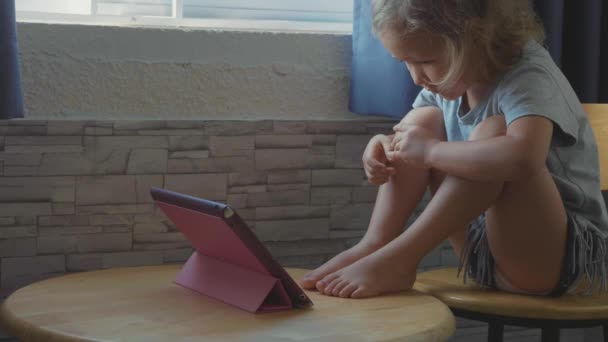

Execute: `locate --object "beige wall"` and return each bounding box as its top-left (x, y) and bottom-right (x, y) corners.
top-left (17, 23), bottom-right (369, 121)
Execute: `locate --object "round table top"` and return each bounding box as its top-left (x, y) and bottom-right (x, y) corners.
top-left (1, 265), bottom-right (455, 342)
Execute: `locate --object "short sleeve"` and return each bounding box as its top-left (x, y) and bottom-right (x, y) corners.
top-left (498, 64), bottom-right (579, 145)
top-left (412, 89), bottom-right (439, 109)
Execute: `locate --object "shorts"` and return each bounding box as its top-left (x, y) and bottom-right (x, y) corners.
top-left (458, 213), bottom-right (607, 297)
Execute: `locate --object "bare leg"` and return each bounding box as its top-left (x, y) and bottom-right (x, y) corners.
top-left (300, 108), bottom-right (445, 289)
top-left (428, 168), bottom-right (468, 258)
top-left (317, 115), bottom-right (567, 298)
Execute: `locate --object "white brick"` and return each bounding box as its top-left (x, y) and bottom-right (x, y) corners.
top-left (0, 176), bottom-right (76, 202)
top-left (163, 248), bottom-right (192, 263)
top-left (76, 176), bottom-right (137, 205)
top-left (0, 152), bottom-right (42, 166)
top-left (311, 187), bottom-right (351, 206)
top-left (102, 251), bottom-right (163, 268)
top-left (255, 149), bottom-right (312, 170)
top-left (134, 233), bottom-right (186, 243)
top-left (255, 219), bottom-right (329, 241)
top-left (6, 136), bottom-right (82, 146)
top-left (255, 135), bottom-right (312, 148)
top-left (352, 186), bottom-right (378, 203)
top-left (273, 122), bottom-right (307, 134)
top-left (169, 135), bottom-right (208, 151)
top-left (133, 242), bottom-right (191, 251)
top-left (165, 174), bottom-right (227, 200)
top-left (5, 145), bottom-right (83, 153)
top-left (67, 254), bottom-right (102, 271)
top-left (76, 204), bottom-right (154, 215)
top-left (47, 121), bottom-right (85, 135)
top-left (168, 156), bottom-right (254, 173)
top-left (77, 233), bottom-right (132, 253)
top-left (1, 255), bottom-right (65, 278)
top-left (134, 223), bottom-right (168, 234)
top-left (247, 190), bottom-right (309, 207)
top-left (89, 214), bottom-right (133, 226)
top-left (312, 169), bottom-right (366, 186)
top-left (0, 202), bottom-right (51, 216)
top-left (52, 203), bottom-right (76, 215)
top-left (0, 226), bottom-right (37, 239)
top-left (256, 206), bottom-right (330, 221)
top-left (85, 127), bottom-right (113, 135)
top-left (37, 235), bottom-right (78, 254)
top-left (127, 149), bottom-right (168, 174)
top-left (267, 170), bottom-right (310, 185)
top-left (267, 184), bottom-right (310, 192)
top-left (0, 217), bottom-right (15, 226)
top-left (3, 166), bottom-right (37, 176)
top-left (209, 136), bottom-right (255, 157)
top-left (228, 171), bottom-right (267, 186)
top-left (306, 122), bottom-right (367, 134)
top-left (169, 150), bottom-right (209, 159)
top-left (136, 175), bottom-right (164, 203)
top-left (84, 136), bottom-right (168, 149)
top-left (0, 238), bottom-right (37, 257)
top-left (330, 204), bottom-right (374, 230)
top-left (39, 151), bottom-right (129, 176)
top-left (335, 135), bottom-right (370, 169)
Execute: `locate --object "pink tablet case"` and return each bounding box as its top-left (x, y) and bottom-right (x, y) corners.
top-left (155, 201), bottom-right (293, 313)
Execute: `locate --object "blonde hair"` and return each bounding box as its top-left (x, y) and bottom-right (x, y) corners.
top-left (372, 0), bottom-right (545, 90)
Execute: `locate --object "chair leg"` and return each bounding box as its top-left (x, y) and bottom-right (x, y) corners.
top-left (541, 327), bottom-right (559, 342)
top-left (603, 325), bottom-right (608, 342)
top-left (488, 320), bottom-right (504, 342)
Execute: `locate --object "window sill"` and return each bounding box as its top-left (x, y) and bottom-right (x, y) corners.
top-left (17, 12), bottom-right (352, 35)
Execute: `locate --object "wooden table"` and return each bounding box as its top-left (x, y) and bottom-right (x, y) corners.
top-left (0, 265), bottom-right (455, 342)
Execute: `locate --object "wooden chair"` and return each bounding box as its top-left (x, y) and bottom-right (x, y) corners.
top-left (413, 103), bottom-right (608, 342)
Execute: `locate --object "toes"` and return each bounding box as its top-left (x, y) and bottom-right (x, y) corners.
top-left (331, 280), bottom-right (348, 297)
top-left (323, 278), bottom-right (342, 296)
top-left (338, 282), bottom-right (356, 298)
top-left (316, 273), bottom-right (339, 292)
top-left (299, 273), bottom-right (318, 289)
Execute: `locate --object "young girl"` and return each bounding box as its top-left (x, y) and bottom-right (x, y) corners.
top-left (299, 0), bottom-right (608, 299)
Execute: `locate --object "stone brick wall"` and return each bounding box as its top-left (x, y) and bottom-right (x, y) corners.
top-left (0, 118), bottom-right (461, 298)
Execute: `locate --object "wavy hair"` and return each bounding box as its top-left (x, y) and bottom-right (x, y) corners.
top-left (372, 0), bottom-right (545, 91)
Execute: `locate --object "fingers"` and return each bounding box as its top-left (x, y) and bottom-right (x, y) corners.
top-left (378, 135), bottom-right (393, 153)
top-left (385, 151), bottom-right (405, 164)
top-left (364, 158), bottom-right (395, 185)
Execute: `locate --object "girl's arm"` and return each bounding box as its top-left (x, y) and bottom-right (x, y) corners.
top-left (427, 115), bottom-right (554, 182)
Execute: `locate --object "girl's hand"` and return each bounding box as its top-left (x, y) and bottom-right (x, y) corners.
top-left (388, 124), bottom-right (438, 168)
top-left (362, 134), bottom-right (396, 185)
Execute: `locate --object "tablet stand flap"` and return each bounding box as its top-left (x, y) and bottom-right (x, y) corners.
top-left (175, 251), bottom-right (292, 313)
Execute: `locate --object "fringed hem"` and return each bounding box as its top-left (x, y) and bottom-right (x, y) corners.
top-left (569, 214), bottom-right (607, 295)
top-left (456, 213), bottom-right (608, 296)
top-left (457, 214), bottom-right (496, 288)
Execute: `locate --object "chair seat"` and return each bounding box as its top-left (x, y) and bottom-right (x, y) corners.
top-left (413, 267), bottom-right (608, 321)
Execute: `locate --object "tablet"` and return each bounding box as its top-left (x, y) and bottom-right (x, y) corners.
top-left (150, 187), bottom-right (313, 310)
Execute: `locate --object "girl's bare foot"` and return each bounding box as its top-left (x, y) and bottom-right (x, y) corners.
top-left (315, 247), bottom-right (417, 298)
top-left (299, 241), bottom-right (385, 289)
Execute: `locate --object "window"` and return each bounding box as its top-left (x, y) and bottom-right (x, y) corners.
top-left (16, 0), bottom-right (353, 32)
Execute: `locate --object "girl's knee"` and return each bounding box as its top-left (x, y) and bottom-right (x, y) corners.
top-left (469, 115), bottom-right (507, 141)
top-left (402, 107), bottom-right (446, 140)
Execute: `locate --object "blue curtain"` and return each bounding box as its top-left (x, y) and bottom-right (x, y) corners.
top-left (349, 0), bottom-right (420, 119)
top-left (350, 0), bottom-right (607, 119)
top-left (0, 0), bottom-right (24, 119)
top-left (533, 0), bottom-right (607, 103)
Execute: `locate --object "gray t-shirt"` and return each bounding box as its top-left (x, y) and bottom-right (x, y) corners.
top-left (413, 41), bottom-right (608, 237)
